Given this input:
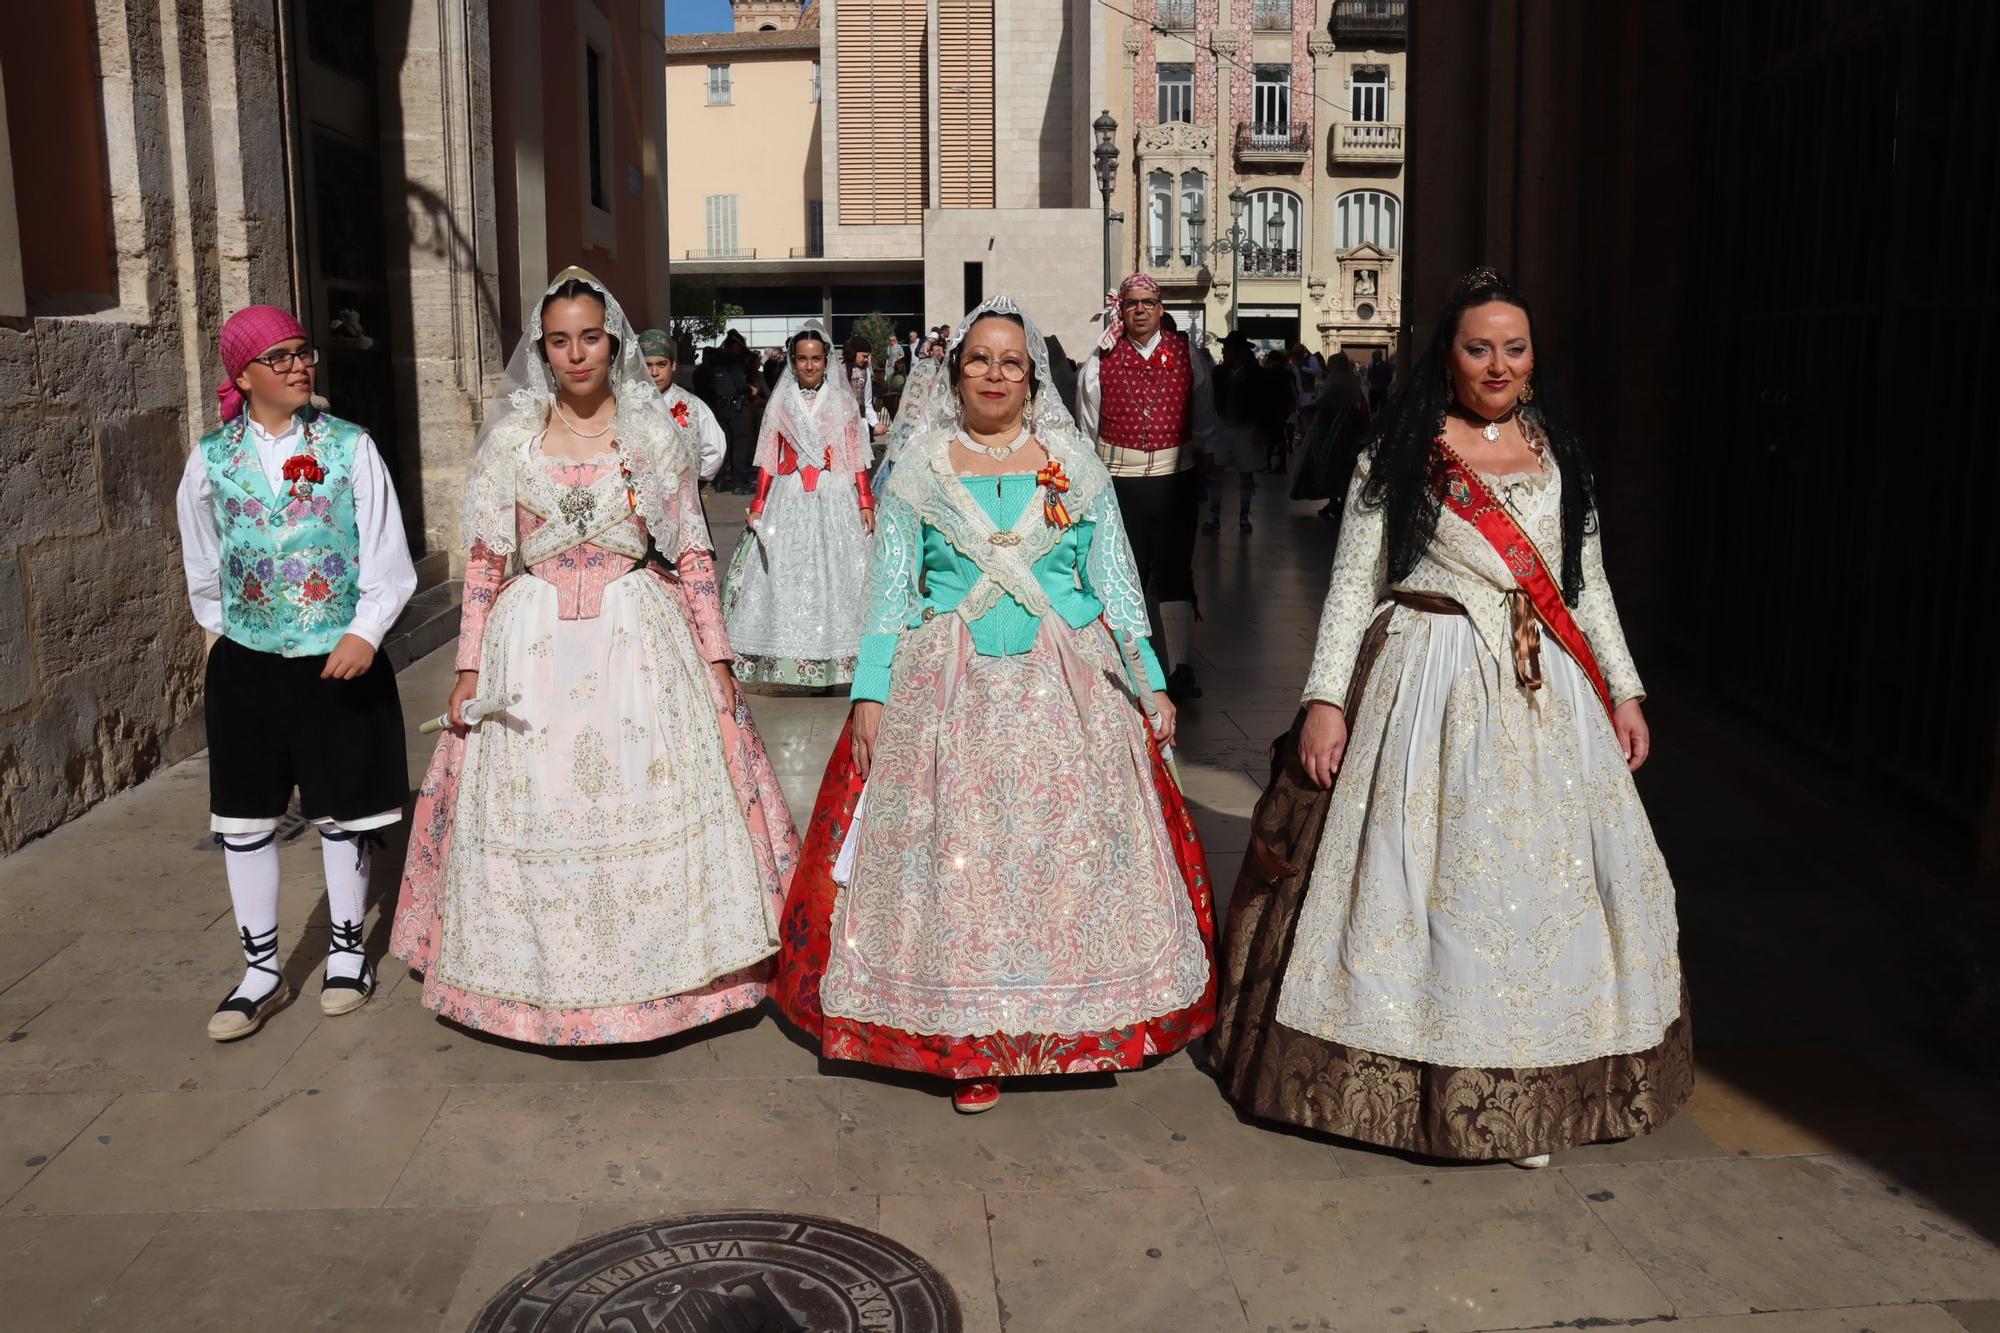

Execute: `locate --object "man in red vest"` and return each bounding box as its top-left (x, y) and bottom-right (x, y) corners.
top-left (1077, 273), bottom-right (1209, 701)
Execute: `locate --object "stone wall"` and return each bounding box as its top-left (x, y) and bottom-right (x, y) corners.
top-left (0, 0), bottom-right (297, 853)
top-left (0, 0), bottom-right (499, 854)
top-left (921, 208), bottom-right (1103, 354)
top-left (995, 0), bottom-right (1079, 209)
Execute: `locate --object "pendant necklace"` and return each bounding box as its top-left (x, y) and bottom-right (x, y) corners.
top-left (959, 424), bottom-right (1030, 462)
top-left (1478, 412), bottom-right (1508, 443)
top-left (555, 405), bottom-right (614, 439)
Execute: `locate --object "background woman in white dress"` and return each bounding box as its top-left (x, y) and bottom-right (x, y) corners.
top-left (1211, 267), bottom-right (1690, 1165)
top-left (723, 324), bottom-right (877, 689)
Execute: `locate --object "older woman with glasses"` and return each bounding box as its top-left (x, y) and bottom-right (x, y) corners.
top-left (772, 296), bottom-right (1216, 1116)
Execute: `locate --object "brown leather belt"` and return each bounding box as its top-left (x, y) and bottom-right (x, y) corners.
top-left (1391, 589), bottom-right (1545, 695)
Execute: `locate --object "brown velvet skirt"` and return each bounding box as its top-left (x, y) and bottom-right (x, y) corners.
top-left (1208, 608), bottom-right (1694, 1160)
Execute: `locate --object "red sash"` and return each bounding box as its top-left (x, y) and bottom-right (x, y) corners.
top-left (1430, 445), bottom-right (1615, 721)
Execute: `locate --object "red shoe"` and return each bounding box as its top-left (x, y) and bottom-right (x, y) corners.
top-left (951, 1080), bottom-right (1000, 1114)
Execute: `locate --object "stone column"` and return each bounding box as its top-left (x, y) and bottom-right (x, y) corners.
top-left (379, 0), bottom-right (500, 565)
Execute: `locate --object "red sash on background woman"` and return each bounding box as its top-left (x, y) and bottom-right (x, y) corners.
top-left (1430, 442), bottom-right (1616, 722)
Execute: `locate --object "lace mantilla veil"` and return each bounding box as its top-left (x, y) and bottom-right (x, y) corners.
top-left (878, 295), bottom-right (1156, 684)
top-left (883, 354), bottom-right (943, 465)
top-left (463, 266), bottom-right (707, 559)
top-left (754, 321), bottom-right (870, 474)
top-left (892, 295), bottom-right (1114, 511)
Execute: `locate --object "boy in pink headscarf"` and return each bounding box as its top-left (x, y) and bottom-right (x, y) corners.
top-left (174, 305), bottom-right (417, 1041)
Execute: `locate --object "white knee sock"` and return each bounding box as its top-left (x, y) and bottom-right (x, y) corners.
top-left (318, 826), bottom-right (373, 983)
top-left (219, 832), bottom-right (282, 1003)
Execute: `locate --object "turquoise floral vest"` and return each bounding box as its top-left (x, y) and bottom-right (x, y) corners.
top-left (199, 410), bottom-right (365, 657)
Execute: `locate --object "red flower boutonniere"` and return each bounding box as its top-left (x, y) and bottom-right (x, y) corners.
top-left (1037, 460), bottom-right (1074, 529)
top-left (281, 453), bottom-right (325, 501)
top-left (669, 400), bottom-right (692, 429)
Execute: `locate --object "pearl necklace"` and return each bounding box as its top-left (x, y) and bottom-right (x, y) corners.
top-left (554, 405), bottom-right (614, 439)
top-left (958, 424), bottom-right (1031, 462)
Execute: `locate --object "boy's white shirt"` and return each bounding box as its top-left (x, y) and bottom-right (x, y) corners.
top-left (663, 382), bottom-right (728, 480)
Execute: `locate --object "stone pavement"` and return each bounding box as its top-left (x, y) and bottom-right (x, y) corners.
top-left (3, 484), bottom-right (1999, 1332)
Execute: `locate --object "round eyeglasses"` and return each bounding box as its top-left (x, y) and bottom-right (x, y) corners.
top-left (960, 354), bottom-right (1029, 382)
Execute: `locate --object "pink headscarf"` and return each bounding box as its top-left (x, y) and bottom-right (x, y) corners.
top-left (1096, 273), bottom-right (1165, 353)
top-left (216, 305), bottom-right (309, 423)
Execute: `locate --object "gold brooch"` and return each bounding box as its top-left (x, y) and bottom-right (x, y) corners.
top-left (989, 531), bottom-right (1023, 547)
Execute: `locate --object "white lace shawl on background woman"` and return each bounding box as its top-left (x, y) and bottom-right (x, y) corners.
top-left (753, 323), bottom-right (871, 475)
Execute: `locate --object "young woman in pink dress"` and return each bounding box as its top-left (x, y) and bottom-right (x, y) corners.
top-left (390, 267), bottom-right (799, 1045)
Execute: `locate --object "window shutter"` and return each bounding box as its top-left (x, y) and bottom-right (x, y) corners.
top-left (836, 0), bottom-right (928, 224)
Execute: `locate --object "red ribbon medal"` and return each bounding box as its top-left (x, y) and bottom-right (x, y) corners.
top-left (1037, 460), bottom-right (1073, 528)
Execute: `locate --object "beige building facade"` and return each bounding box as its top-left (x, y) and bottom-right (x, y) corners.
top-left (670, 0), bottom-right (1113, 354)
top-left (664, 26), bottom-right (824, 327)
top-left (1103, 0), bottom-right (1408, 358)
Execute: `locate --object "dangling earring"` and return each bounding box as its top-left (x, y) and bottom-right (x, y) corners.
top-left (1518, 377), bottom-right (1535, 406)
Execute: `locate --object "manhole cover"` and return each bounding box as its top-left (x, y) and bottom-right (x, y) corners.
top-left (471, 1210), bottom-right (963, 1332)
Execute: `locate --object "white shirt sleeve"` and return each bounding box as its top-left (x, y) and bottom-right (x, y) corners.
top-left (1076, 355), bottom-right (1103, 443)
top-left (343, 432), bottom-right (419, 649)
top-left (176, 448), bottom-right (226, 637)
top-left (691, 395), bottom-right (727, 480)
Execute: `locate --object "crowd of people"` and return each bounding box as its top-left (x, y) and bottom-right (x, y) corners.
top-left (175, 261), bottom-right (1688, 1160)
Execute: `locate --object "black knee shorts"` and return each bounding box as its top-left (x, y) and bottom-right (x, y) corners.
top-left (204, 637), bottom-right (409, 824)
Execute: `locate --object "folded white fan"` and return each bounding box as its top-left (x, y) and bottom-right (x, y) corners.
top-left (832, 784), bottom-right (867, 885)
top-left (417, 691), bottom-right (521, 736)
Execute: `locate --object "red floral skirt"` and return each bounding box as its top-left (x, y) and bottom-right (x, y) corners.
top-left (772, 716), bottom-right (1217, 1080)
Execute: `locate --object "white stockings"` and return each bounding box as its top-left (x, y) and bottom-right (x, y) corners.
top-left (218, 831), bottom-right (282, 1003)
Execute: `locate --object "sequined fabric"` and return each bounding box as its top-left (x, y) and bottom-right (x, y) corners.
top-left (818, 615), bottom-right (1208, 1037)
top-left (722, 469), bottom-right (872, 683)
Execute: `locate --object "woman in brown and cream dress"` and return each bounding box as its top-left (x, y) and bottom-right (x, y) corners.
top-left (1210, 268), bottom-right (1690, 1166)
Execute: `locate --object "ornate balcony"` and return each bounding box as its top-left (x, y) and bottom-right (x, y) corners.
top-left (1332, 121), bottom-right (1404, 163)
top-left (683, 248), bottom-right (757, 260)
top-left (1235, 119), bottom-right (1311, 165)
top-left (1332, 0), bottom-right (1407, 44)
top-left (1137, 121), bottom-right (1215, 157)
top-left (1238, 245), bottom-right (1301, 279)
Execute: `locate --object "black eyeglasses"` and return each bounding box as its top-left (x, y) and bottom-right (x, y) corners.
top-left (1126, 298), bottom-right (1163, 310)
top-left (249, 346), bottom-right (320, 372)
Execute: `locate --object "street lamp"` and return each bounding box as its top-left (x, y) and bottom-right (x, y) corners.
top-left (1092, 110), bottom-right (1121, 295)
top-left (1205, 184), bottom-right (1251, 333)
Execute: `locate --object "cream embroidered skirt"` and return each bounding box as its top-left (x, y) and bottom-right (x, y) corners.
top-left (427, 569), bottom-right (777, 1015)
top-left (1273, 607), bottom-right (1683, 1069)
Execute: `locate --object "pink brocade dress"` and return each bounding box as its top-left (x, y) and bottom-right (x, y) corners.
top-left (390, 455), bottom-right (800, 1045)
